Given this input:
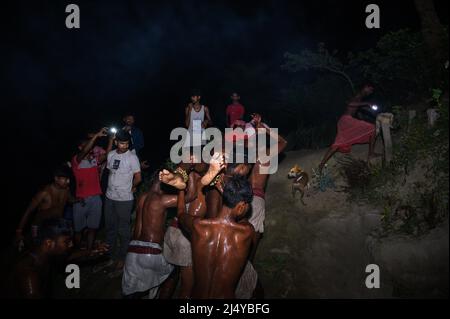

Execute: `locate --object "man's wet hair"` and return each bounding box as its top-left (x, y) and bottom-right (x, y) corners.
top-left (35, 218), bottom-right (72, 246)
top-left (53, 165), bottom-right (71, 178)
top-left (115, 129), bottom-right (132, 142)
top-left (222, 175), bottom-right (253, 209)
top-left (225, 150), bottom-right (249, 174)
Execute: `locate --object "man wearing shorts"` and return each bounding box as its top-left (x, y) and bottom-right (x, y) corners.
top-left (72, 127), bottom-right (113, 255)
top-left (247, 114), bottom-right (287, 261)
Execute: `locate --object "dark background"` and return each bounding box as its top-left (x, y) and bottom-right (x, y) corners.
top-left (1, 0), bottom-right (448, 248)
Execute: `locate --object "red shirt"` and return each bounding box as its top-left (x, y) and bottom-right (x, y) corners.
top-left (71, 154), bottom-right (102, 199)
top-left (226, 103), bottom-right (245, 127)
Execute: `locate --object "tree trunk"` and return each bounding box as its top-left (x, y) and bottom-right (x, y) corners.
top-left (414, 0), bottom-right (448, 86)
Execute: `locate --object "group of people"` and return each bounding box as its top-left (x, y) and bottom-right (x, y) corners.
top-left (11, 84), bottom-right (378, 298)
top-left (120, 91), bottom-right (287, 298)
top-left (11, 91), bottom-right (287, 299)
top-left (13, 114), bottom-right (146, 297)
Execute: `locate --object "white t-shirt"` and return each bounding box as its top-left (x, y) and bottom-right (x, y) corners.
top-left (106, 150), bottom-right (141, 201)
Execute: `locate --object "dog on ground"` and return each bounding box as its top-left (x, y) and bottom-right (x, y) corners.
top-left (287, 164), bottom-right (310, 205)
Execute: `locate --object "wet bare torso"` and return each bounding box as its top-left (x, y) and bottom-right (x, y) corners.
top-left (33, 185), bottom-right (69, 225)
top-left (177, 170), bottom-right (208, 237)
top-left (187, 172), bottom-right (207, 218)
top-left (134, 181), bottom-right (176, 245)
top-left (205, 187), bottom-right (222, 219)
top-left (249, 161), bottom-right (270, 193)
top-left (343, 96), bottom-right (363, 116)
top-left (14, 253), bottom-right (49, 298)
top-left (191, 218), bottom-right (254, 298)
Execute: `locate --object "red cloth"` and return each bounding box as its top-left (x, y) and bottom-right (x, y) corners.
top-left (127, 245), bottom-right (162, 255)
top-left (224, 129), bottom-right (248, 142)
top-left (226, 103), bottom-right (245, 127)
top-left (71, 155), bottom-right (102, 199)
top-left (331, 115), bottom-right (375, 153)
top-left (253, 188), bottom-right (265, 199)
top-left (170, 217), bottom-right (179, 229)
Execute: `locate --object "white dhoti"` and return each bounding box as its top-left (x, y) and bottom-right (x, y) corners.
top-left (122, 240), bottom-right (173, 298)
top-left (235, 262), bottom-right (258, 299)
top-left (163, 223), bottom-right (193, 267)
top-left (249, 196), bottom-right (266, 233)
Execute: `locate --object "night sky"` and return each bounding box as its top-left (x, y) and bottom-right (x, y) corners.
top-left (1, 0), bottom-right (448, 246)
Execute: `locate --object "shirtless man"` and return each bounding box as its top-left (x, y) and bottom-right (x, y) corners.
top-left (161, 159), bottom-right (214, 298)
top-left (190, 175), bottom-right (255, 298)
top-left (13, 218), bottom-right (73, 298)
top-left (201, 150), bottom-right (253, 219)
top-left (247, 113), bottom-right (287, 261)
top-left (121, 171), bottom-right (181, 299)
top-left (16, 166), bottom-right (72, 249)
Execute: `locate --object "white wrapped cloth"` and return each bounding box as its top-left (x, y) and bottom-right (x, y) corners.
top-left (122, 240), bottom-right (173, 298)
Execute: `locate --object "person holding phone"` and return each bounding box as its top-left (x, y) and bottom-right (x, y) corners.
top-left (72, 127), bottom-right (114, 255)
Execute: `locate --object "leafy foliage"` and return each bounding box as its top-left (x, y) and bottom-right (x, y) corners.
top-left (336, 157), bottom-right (371, 191)
top-left (348, 29), bottom-right (428, 103)
top-left (283, 43), bottom-right (355, 92)
top-left (311, 165), bottom-right (335, 193)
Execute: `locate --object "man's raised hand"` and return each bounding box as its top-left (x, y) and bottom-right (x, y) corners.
top-left (96, 127), bottom-right (108, 138)
top-left (201, 152), bottom-right (226, 186)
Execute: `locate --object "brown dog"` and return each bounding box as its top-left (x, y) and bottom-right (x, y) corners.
top-left (288, 165), bottom-right (309, 205)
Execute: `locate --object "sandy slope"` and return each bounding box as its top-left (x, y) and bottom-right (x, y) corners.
top-left (255, 141), bottom-right (448, 298)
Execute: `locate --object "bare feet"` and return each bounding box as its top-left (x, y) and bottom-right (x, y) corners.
top-left (201, 152), bottom-right (226, 186)
top-left (159, 169), bottom-right (187, 190)
top-left (89, 242), bottom-right (110, 256)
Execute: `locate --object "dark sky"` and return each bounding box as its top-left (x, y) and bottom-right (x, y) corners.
top-left (1, 0), bottom-right (448, 244)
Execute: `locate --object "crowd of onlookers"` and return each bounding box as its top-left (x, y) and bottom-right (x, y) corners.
top-left (10, 91), bottom-right (266, 298)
